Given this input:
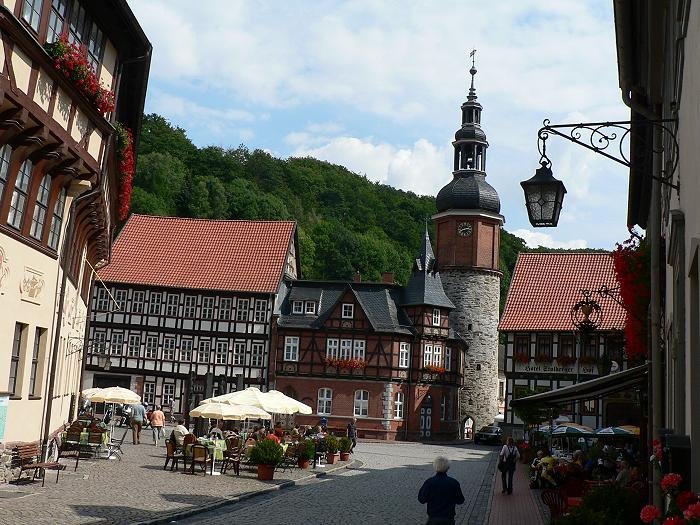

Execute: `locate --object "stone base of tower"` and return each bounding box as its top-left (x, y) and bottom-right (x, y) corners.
top-left (440, 269), bottom-right (501, 435)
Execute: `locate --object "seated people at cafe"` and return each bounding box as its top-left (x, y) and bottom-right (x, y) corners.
top-left (273, 422), bottom-right (284, 438)
top-left (267, 431), bottom-right (281, 444)
top-left (539, 453), bottom-right (558, 488)
top-left (615, 459), bottom-right (632, 486)
top-left (171, 418), bottom-right (189, 447)
top-left (291, 426), bottom-right (301, 439)
top-left (529, 450), bottom-right (545, 488)
top-left (208, 421), bottom-right (224, 439)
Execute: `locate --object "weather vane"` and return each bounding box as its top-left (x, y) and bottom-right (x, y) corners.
top-left (469, 48), bottom-right (476, 68)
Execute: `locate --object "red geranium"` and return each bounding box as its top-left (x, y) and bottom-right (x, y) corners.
top-left (424, 364), bottom-right (446, 374)
top-left (677, 491), bottom-right (699, 512)
top-left (641, 505), bottom-right (662, 524)
top-left (114, 123), bottom-right (135, 221)
top-left (662, 473), bottom-right (684, 493)
top-left (663, 517), bottom-right (686, 525)
top-left (684, 502), bottom-right (700, 520)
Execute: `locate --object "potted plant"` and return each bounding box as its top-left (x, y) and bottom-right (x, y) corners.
top-left (323, 434), bottom-right (339, 464)
top-left (249, 438), bottom-right (284, 480)
top-left (298, 439), bottom-right (315, 469)
top-left (339, 436), bottom-right (352, 460)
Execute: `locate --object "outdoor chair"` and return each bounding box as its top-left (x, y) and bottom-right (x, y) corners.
top-left (164, 441), bottom-right (184, 472)
top-left (189, 444), bottom-right (212, 475)
top-left (58, 435), bottom-right (81, 471)
top-left (277, 443), bottom-right (298, 473)
top-left (106, 428), bottom-right (129, 460)
top-left (220, 445), bottom-right (241, 476)
top-left (541, 488), bottom-right (569, 519)
top-left (12, 444), bottom-right (64, 486)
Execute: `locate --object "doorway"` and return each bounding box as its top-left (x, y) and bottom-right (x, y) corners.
top-left (463, 417), bottom-right (474, 440)
top-left (419, 395), bottom-right (433, 439)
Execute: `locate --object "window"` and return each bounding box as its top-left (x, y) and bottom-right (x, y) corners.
top-left (29, 328), bottom-right (44, 396)
top-left (233, 341), bottom-right (245, 366)
top-left (515, 335), bottom-right (530, 357)
top-left (342, 303), bottom-right (354, 319)
top-left (114, 290), bottom-right (127, 312)
top-left (559, 335), bottom-right (574, 358)
top-left (251, 342), bottom-right (264, 367)
top-left (284, 336), bottom-right (299, 361)
top-left (9, 324), bottom-right (25, 395)
top-left (132, 291), bottom-right (145, 314)
top-left (423, 344), bottom-right (434, 367)
top-left (162, 383), bottom-right (175, 406)
top-left (184, 296), bottom-right (196, 318)
top-left (317, 388), bottom-right (332, 415)
top-left (582, 399), bottom-right (597, 416)
top-left (145, 336), bottom-right (158, 359)
top-left (22, 0), bottom-right (42, 31)
top-left (110, 332), bottom-right (123, 355)
top-left (537, 335), bottom-right (552, 357)
top-left (68, 1), bottom-right (104, 70)
top-left (166, 294), bottom-right (179, 317)
top-left (292, 301), bottom-right (303, 314)
top-left (93, 332), bottom-right (107, 353)
top-left (149, 292), bottom-right (162, 315)
top-left (582, 335), bottom-right (597, 358)
top-left (326, 339), bottom-right (339, 359)
top-left (399, 342), bottom-right (410, 368)
top-left (198, 340), bottom-right (211, 363)
top-left (48, 187), bottom-right (66, 250)
top-left (498, 380), bottom-right (506, 399)
top-left (0, 145), bottom-right (12, 204)
top-left (8, 159), bottom-right (32, 229)
top-left (180, 339), bottom-right (193, 362)
top-left (433, 345), bottom-right (442, 367)
top-left (219, 298), bottom-right (232, 320)
top-left (441, 396), bottom-right (446, 420)
top-left (163, 338), bottom-right (175, 361)
top-left (433, 308), bottom-right (441, 326)
top-left (30, 174), bottom-right (51, 240)
top-left (202, 297), bottom-right (214, 319)
top-left (305, 301), bottom-right (316, 315)
top-left (353, 340), bottom-right (366, 360)
top-left (215, 340), bottom-right (228, 364)
top-left (47, 0), bottom-right (69, 42)
top-left (85, 18), bottom-right (103, 70)
top-left (353, 390), bottom-right (369, 417)
top-left (127, 334), bottom-right (140, 357)
top-left (143, 382), bottom-right (155, 405)
top-left (394, 392), bottom-right (404, 418)
top-left (445, 347), bottom-right (452, 371)
top-left (340, 339), bottom-right (352, 360)
top-left (96, 287), bottom-right (109, 311)
top-left (236, 299), bottom-right (249, 321)
top-left (254, 299), bottom-right (267, 322)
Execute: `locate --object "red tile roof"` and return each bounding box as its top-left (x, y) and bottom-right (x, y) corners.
top-left (498, 253), bottom-right (626, 332)
top-left (98, 215), bottom-right (296, 294)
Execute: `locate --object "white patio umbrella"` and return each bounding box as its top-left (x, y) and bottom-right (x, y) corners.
top-left (86, 386), bottom-right (141, 404)
top-left (190, 402), bottom-right (271, 421)
top-left (81, 387), bottom-right (103, 398)
top-left (203, 387), bottom-right (312, 415)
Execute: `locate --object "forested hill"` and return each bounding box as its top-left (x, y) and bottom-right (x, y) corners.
top-left (131, 114), bottom-right (593, 308)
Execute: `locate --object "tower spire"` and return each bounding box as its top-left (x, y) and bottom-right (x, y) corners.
top-left (468, 49), bottom-right (477, 101)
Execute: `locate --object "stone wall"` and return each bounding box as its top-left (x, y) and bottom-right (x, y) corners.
top-left (441, 269), bottom-right (500, 432)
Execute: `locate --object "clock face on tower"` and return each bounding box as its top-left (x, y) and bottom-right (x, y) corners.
top-left (457, 221), bottom-right (473, 236)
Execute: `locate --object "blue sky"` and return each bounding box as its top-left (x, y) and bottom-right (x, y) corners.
top-left (128, 0), bottom-right (631, 250)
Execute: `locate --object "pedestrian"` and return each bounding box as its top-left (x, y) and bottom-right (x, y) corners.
top-left (150, 405), bottom-right (165, 446)
top-left (418, 456), bottom-right (465, 525)
top-left (499, 436), bottom-right (520, 495)
top-left (130, 402), bottom-right (146, 444)
top-left (347, 417), bottom-right (357, 451)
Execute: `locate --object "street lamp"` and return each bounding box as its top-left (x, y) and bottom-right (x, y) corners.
top-left (97, 353), bottom-right (111, 371)
top-left (521, 160), bottom-right (567, 227)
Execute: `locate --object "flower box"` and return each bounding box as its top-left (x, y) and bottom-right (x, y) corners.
top-left (423, 365), bottom-right (446, 374)
top-left (514, 352), bottom-right (530, 364)
top-left (555, 355), bottom-right (576, 367)
top-left (533, 354), bottom-right (553, 364)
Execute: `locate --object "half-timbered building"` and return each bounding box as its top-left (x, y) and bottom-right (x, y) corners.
top-left (0, 0), bottom-right (150, 444)
top-left (499, 253), bottom-right (635, 438)
top-left (274, 229), bottom-right (466, 441)
top-left (85, 215), bottom-right (299, 416)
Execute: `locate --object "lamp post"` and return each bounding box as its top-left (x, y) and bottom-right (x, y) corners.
top-left (521, 160), bottom-right (567, 227)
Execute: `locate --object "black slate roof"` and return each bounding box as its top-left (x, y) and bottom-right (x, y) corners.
top-left (436, 172), bottom-right (501, 214)
top-left (401, 228), bottom-right (455, 309)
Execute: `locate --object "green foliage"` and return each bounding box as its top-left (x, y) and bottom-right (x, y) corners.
top-left (339, 436), bottom-right (353, 453)
top-left (299, 439), bottom-right (316, 461)
top-left (323, 434), bottom-right (339, 454)
top-left (511, 388), bottom-right (559, 427)
top-left (249, 438), bottom-right (284, 466)
top-left (553, 485), bottom-right (642, 525)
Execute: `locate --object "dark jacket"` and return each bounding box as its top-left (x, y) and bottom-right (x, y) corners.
top-left (418, 472), bottom-right (465, 518)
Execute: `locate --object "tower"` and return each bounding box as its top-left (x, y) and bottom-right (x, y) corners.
top-left (433, 56), bottom-right (503, 432)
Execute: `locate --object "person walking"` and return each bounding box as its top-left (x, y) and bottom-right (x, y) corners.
top-left (499, 436), bottom-right (520, 495)
top-left (346, 417), bottom-right (357, 451)
top-left (150, 405), bottom-right (165, 446)
top-left (418, 456), bottom-right (465, 525)
top-left (130, 402), bottom-right (146, 445)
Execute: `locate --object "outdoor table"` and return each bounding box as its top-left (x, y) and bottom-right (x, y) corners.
top-left (185, 439), bottom-right (226, 475)
top-left (62, 430), bottom-right (110, 446)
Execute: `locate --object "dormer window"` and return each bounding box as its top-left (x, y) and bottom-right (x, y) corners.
top-left (433, 308), bottom-right (441, 326)
top-left (292, 301), bottom-right (303, 314)
top-left (342, 303), bottom-right (354, 319)
top-left (305, 301), bottom-right (316, 315)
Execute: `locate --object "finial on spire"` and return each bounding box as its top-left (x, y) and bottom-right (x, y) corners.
top-left (468, 49), bottom-right (478, 100)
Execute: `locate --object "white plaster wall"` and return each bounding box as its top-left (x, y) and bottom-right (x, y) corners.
top-left (99, 39), bottom-right (117, 90)
top-left (33, 68), bottom-right (53, 112)
top-left (11, 46), bottom-right (32, 94)
top-left (1, 0), bottom-right (16, 13)
top-left (53, 88), bottom-right (71, 131)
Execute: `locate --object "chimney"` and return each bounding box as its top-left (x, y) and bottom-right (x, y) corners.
top-left (353, 271), bottom-right (362, 283)
top-left (382, 272), bottom-right (395, 284)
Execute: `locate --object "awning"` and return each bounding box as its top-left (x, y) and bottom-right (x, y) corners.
top-left (510, 364), bottom-right (648, 406)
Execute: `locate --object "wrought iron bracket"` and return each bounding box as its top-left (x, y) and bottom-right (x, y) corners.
top-left (537, 118), bottom-right (679, 191)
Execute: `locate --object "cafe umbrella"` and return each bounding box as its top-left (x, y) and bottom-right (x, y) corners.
top-left (84, 387), bottom-right (141, 438)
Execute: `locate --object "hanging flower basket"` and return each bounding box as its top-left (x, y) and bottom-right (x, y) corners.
top-left (114, 123), bottom-right (134, 221)
top-left (423, 365), bottom-right (446, 374)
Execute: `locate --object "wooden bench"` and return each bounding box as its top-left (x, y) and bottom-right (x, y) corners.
top-left (12, 443), bottom-right (65, 486)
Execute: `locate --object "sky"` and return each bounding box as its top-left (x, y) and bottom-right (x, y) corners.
top-left (128, 0), bottom-right (632, 250)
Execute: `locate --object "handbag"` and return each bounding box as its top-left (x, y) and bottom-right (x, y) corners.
top-left (498, 459), bottom-right (506, 472)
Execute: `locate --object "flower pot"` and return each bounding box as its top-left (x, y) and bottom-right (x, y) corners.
top-left (298, 458), bottom-right (311, 469)
top-left (340, 452), bottom-right (350, 461)
top-left (326, 452), bottom-right (338, 464)
top-left (257, 464), bottom-right (275, 481)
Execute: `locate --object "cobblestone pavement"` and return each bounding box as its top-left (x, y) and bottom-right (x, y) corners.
top-left (178, 442), bottom-right (499, 525)
top-left (0, 425), bottom-right (349, 525)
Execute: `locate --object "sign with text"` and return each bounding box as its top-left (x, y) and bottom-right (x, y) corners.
top-left (514, 362), bottom-right (599, 375)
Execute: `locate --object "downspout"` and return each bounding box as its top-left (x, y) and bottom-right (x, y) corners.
top-left (41, 185), bottom-right (102, 457)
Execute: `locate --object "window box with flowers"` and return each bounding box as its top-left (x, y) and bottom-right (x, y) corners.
top-left (323, 358), bottom-right (367, 371)
top-left (514, 352), bottom-right (530, 364)
top-left (423, 365), bottom-right (446, 375)
top-left (533, 354), bottom-right (554, 364)
top-left (555, 355), bottom-right (576, 367)
top-left (114, 123), bottom-right (135, 221)
top-left (578, 355), bottom-right (597, 366)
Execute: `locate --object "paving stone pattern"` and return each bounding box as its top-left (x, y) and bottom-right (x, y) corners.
top-left (488, 462), bottom-right (547, 525)
top-left (178, 442), bottom-right (498, 525)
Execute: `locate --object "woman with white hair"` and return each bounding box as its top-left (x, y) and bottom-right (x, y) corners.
top-left (418, 456), bottom-right (465, 524)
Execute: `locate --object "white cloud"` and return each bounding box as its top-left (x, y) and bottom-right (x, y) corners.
top-left (510, 229), bottom-right (588, 250)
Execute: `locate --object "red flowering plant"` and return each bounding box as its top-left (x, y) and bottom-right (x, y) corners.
top-left (555, 355), bottom-right (576, 367)
top-left (114, 123), bottom-right (134, 221)
top-left (45, 35), bottom-right (115, 114)
top-left (678, 492), bottom-right (700, 512)
top-left (514, 352), bottom-right (530, 364)
top-left (533, 353), bottom-right (553, 364)
top-left (578, 355), bottom-right (597, 366)
top-left (323, 358), bottom-right (367, 370)
top-left (611, 231), bottom-right (650, 360)
top-left (423, 364), bottom-right (446, 374)
top-left (641, 472), bottom-right (700, 525)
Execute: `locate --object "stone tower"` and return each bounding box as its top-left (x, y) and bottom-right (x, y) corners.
top-left (433, 60), bottom-right (503, 433)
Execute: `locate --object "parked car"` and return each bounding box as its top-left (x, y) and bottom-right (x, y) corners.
top-left (474, 426), bottom-right (502, 445)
